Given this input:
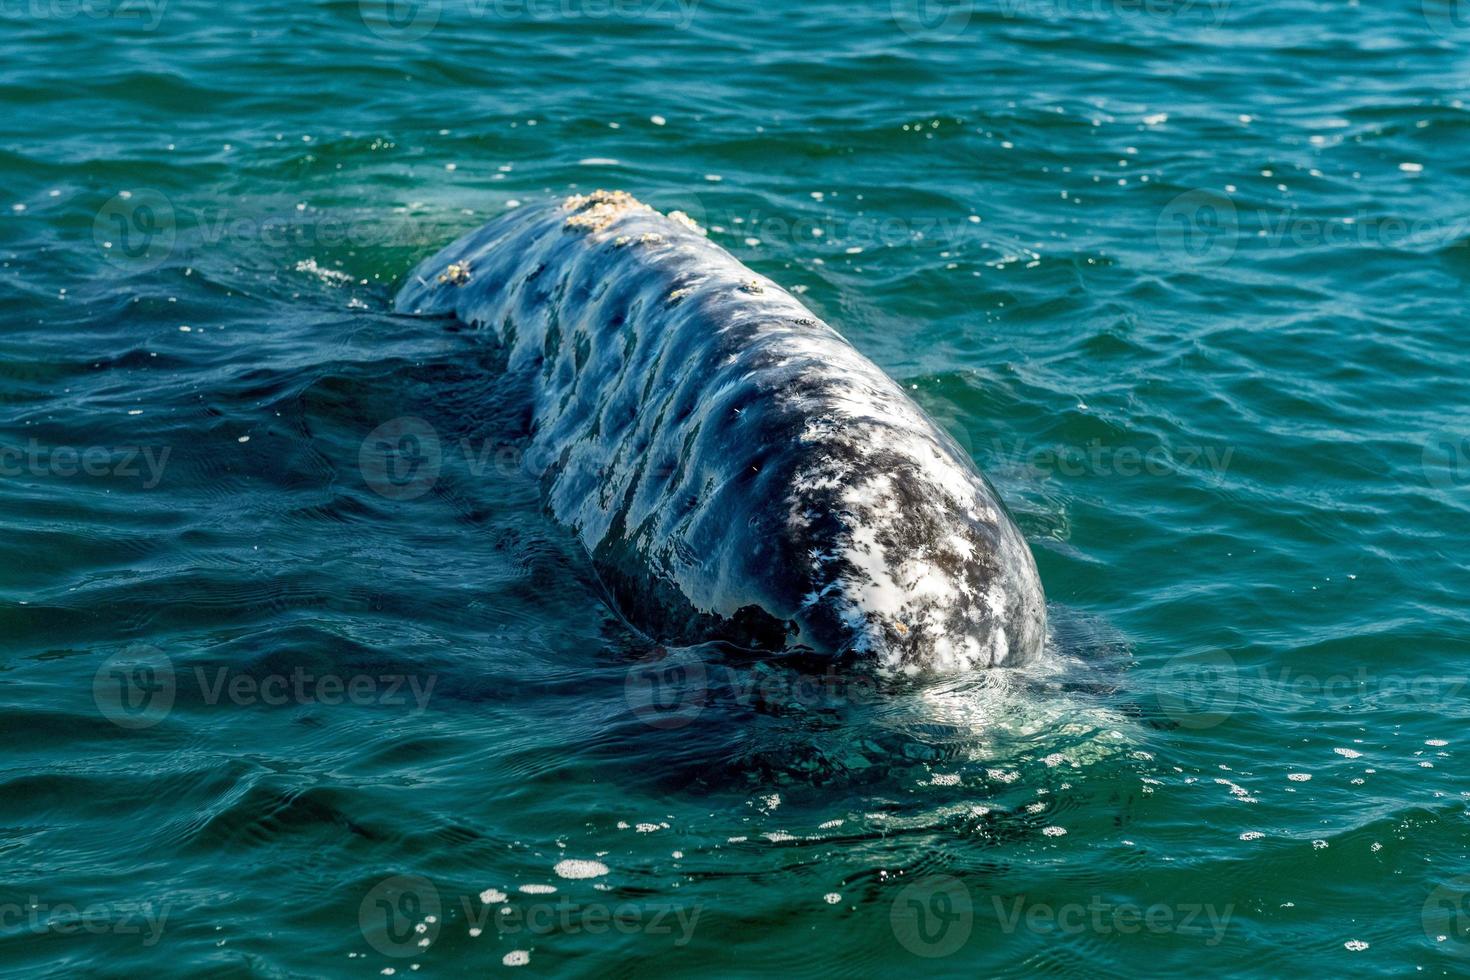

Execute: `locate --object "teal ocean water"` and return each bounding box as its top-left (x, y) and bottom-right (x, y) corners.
top-left (2, 0), bottom-right (1469, 975)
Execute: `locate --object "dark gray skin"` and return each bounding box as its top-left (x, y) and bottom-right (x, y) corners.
top-left (394, 191), bottom-right (1046, 673)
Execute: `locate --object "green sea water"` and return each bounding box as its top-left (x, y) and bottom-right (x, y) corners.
top-left (2, 0), bottom-right (1469, 976)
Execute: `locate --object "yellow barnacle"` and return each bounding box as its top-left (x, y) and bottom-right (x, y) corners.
top-left (438, 262), bottom-right (471, 286)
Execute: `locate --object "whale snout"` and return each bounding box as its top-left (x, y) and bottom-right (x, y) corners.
top-left (795, 546), bottom-right (1047, 673)
top-left (778, 453), bottom-right (1048, 673)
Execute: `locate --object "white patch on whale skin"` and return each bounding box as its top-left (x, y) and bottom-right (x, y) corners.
top-left (843, 524), bottom-right (907, 618)
top-left (393, 190), bottom-right (1046, 670)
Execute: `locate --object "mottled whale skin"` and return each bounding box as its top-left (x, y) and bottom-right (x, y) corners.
top-left (394, 191), bottom-right (1045, 672)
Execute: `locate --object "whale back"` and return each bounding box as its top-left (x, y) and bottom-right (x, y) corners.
top-left (395, 191), bottom-right (1046, 672)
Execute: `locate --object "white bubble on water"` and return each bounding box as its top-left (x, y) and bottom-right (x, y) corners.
top-left (554, 859), bottom-right (609, 880)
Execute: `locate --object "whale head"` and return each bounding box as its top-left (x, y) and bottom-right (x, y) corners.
top-left (762, 413), bottom-right (1047, 674)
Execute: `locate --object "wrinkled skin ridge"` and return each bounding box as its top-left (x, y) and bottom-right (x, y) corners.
top-left (394, 191), bottom-right (1046, 673)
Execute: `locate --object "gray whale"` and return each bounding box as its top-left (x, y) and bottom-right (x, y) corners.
top-left (394, 191), bottom-right (1045, 672)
